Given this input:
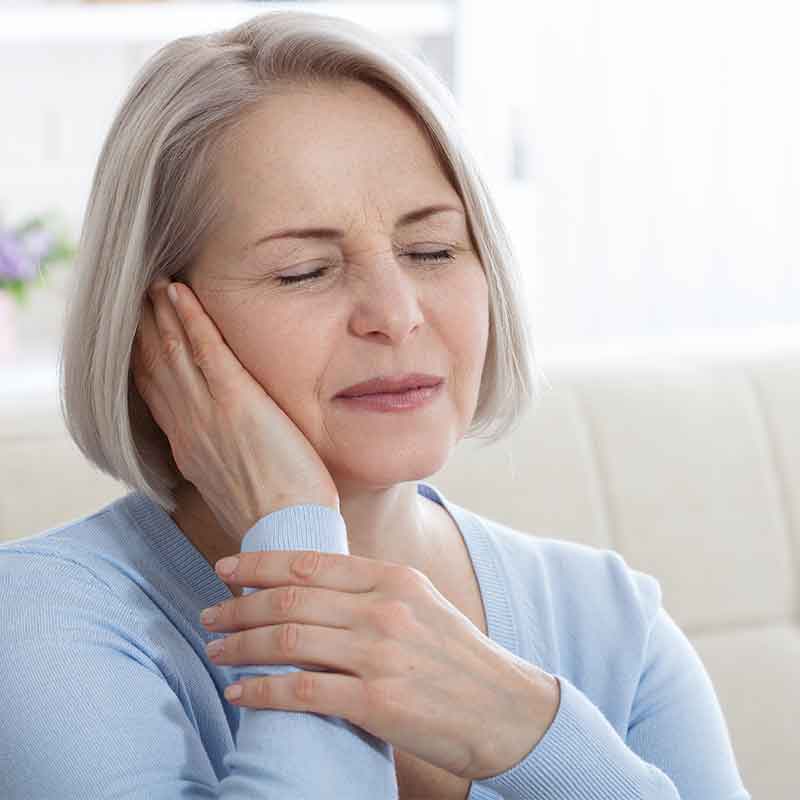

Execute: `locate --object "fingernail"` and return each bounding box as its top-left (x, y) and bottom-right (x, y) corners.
top-left (216, 556), bottom-right (239, 576)
top-left (168, 283), bottom-right (179, 305)
top-left (206, 639), bottom-right (224, 658)
top-left (200, 606), bottom-right (219, 625)
top-left (225, 683), bottom-right (243, 701)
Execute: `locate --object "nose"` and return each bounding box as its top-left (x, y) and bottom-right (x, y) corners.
top-left (347, 257), bottom-right (426, 343)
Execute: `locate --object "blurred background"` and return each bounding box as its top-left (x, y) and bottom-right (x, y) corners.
top-left (1, 0), bottom-right (797, 368)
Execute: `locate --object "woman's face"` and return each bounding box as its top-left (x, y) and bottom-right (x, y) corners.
top-left (187, 80), bottom-right (489, 490)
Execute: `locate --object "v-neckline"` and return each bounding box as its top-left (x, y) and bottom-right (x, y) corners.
top-left (416, 481), bottom-right (520, 664)
top-left (126, 481), bottom-right (521, 664)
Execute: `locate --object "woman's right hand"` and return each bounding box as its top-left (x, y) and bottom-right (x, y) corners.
top-left (131, 277), bottom-right (340, 543)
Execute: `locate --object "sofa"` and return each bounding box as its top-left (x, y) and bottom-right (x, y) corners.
top-left (2, 334), bottom-right (797, 798)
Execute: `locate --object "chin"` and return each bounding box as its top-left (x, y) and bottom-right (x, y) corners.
top-left (329, 447), bottom-right (451, 486)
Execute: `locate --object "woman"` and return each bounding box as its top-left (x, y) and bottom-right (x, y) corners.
top-left (0, 10), bottom-right (750, 800)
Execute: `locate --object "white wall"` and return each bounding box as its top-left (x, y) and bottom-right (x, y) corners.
top-left (1, 0), bottom-right (798, 359)
top-left (496, 0), bottom-right (800, 350)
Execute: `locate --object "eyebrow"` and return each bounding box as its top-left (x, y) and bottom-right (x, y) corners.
top-left (245, 203), bottom-right (464, 252)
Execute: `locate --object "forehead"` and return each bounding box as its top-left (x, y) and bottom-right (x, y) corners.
top-left (214, 80), bottom-right (457, 220)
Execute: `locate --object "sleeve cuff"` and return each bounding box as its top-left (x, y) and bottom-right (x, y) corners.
top-left (240, 503), bottom-right (349, 557)
top-left (232, 503), bottom-right (349, 681)
top-left (474, 675), bottom-right (669, 799)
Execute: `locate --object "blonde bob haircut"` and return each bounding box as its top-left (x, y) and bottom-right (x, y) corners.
top-left (60, 10), bottom-right (542, 513)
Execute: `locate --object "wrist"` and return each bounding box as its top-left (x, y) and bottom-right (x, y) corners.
top-left (471, 667), bottom-right (560, 781)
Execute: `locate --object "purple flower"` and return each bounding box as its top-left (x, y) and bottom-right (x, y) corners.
top-left (20, 227), bottom-right (55, 264)
top-left (0, 229), bottom-right (44, 282)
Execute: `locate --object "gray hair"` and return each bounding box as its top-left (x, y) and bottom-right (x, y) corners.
top-left (59, 10), bottom-right (541, 513)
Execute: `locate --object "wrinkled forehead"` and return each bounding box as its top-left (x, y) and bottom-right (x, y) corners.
top-left (211, 81), bottom-right (459, 227)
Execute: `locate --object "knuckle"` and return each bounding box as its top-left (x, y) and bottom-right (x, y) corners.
top-left (161, 333), bottom-right (184, 365)
top-left (291, 550), bottom-right (321, 580)
top-left (294, 671), bottom-right (315, 703)
top-left (385, 564), bottom-right (431, 602)
top-left (253, 678), bottom-right (271, 705)
top-left (278, 622), bottom-right (298, 655)
top-left (366, 600), bottom-right (417, 637)
top-left (277, 585), bottom-right (297, 616)
top-left (191, 340), bottom-right (215, 371)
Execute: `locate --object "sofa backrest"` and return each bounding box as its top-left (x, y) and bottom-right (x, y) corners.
top-left (2, 338), bottom-right (797, 797)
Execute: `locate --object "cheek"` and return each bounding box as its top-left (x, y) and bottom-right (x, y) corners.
top-left (211, 302), bottom-right (317, 398)
top-left (446, 263), bottom-right (490, 359)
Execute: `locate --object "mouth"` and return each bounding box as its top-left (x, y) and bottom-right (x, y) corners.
top-left (335, 373), bottom-right (444, 399)
top-left (333, 382), bottom-right (444, 412)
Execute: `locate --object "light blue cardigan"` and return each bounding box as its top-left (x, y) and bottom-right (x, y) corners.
top-left (0, 481), bottom-right (750, 799)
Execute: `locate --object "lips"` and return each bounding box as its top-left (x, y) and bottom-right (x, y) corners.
top-left (336, 373), bottom-right (444, 398)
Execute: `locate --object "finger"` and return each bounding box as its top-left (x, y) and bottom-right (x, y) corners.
top-left (147, 280), bottom-right (211, 404)
top-left (131, 294), bottom-right (179, 437)
top-left (216, 550), bottom-right (391, 594)
top-left (132, 293), bottom-right (161, 376)
top-left (226, 670), bottom-right (367, 726)
top-left (201, 584), bottom-right (360, 633)
top-left (166, 281), bottom-right (252, 403)
top-left (213, 623), bottom-right (362, 677)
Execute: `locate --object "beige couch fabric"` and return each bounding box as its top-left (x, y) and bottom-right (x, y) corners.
top-left (2, 341), bottom-right (796, 798)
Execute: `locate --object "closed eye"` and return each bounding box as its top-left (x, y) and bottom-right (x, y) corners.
top-left (276, 249), bottom-right (456, 286)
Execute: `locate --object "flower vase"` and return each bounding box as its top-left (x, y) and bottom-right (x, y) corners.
top-left (0, 292), bottom-right (18, 362)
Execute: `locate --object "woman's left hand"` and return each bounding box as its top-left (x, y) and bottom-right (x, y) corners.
top-left (200, 549), bottom-right (561, 781)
